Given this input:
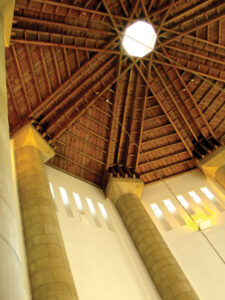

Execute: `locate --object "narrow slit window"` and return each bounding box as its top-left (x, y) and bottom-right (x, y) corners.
top-left (201, 187), bottom-right (224, 211)
top-left (189, 191), bottom-right (210, 215)
top-left (49, 182), bottom-right (58, 210)
top-left (97, 202), bottom-right (113, 231)
top-left (150, 203), bottom-right (171, 231)
top-left (176, 195), bottom-right (194, 215)
top-left (59, 186), bottom-right (73, 217)
top-left (73, 193), bottom-right (89, 224)
top-left (73, 193), bottom-right (85, 214)
top-left (86, 197), bottom-right (100, 227)
top-left (163, 199), bottom-right (185, 225)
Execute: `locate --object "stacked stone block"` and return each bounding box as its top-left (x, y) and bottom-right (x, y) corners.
top-left (15, 143), bottom-right (78, 299)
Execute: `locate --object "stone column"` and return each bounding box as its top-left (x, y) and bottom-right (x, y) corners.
top-left (199, 145), bottom-right (225, 191)
top-left (13, 125), bottom-right (79, 300)
top-left (106, 177), bottom-right (199, 300)
top-left (0, 1), bottom-right (26, 299)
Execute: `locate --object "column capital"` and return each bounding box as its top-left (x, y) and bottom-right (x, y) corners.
top-left (105, 177), bottom-right (144, 205)
top-left (13, 124), bottom-right (55, 162)
top-left (199, 145), bottom-right (225, 178)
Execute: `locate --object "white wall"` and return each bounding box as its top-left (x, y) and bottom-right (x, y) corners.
top-left (142, 169), bottom-right (225, 300)
top-left (47, 166), bottom-right (160, 300)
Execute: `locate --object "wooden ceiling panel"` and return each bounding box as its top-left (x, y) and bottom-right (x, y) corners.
top-left (7, 0), bottom-right (225, 188)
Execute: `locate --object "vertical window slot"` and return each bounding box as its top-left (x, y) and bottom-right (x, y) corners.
top-left (49, 182), bottom-right (58, 210)
top-left (189, 191), bottom-right (210, 215)
top-left (176, 195), bottom-right (194, 215)
top-left (201, 187), bottom-right (224, 211)
top-left (86, 197), bottom-right (100, 227)
top-left (73, 193), bottom-right (89, 224)
top-left (97, 202), bottom-right (113, 231)
top-left (163, 199), bottom-right (185, 225)
top-left (59, 186), bottom-right (73, 217)
top-left (150, 204), bottom-right (171, 231)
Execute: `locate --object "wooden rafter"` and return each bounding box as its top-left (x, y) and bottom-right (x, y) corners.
top-left (159, 10), bottom-right (225, 48)
top-left (152, 58), bottom-right (225, 84)
top-left (162, 47), bottom-right (217, 139)
top-left (50, 47), bottom-right (61, 86)
top-left (55, 140), bottom-right (105, 166)
top-left (51, 58), bottom-right (137, 141)
top-left (6, 73), bottom-right (22, 121)
top-left (116, 68), bottom-right (133, 164)
top-left (11, 45), bottom-right (32, 112)
top-left (39, 47), bottom-right (52, 94)
top-left (29, 36), bottom-right (118, 119)
top-left (135, 61), bottom-right (151, 171)
top-left (65, 130), bottom-right (107, 154)
top-left (55, 153), bottom-right (103, 177)
top-left (124, 69), bottom-right (138, 167)
top-left (134, 63), bottom-right (193, 157)
top-left (165, 44), bottom-right (225, 67)
top-left (24, 45), bottom-right (42, 104)
top-left (11, 38), bottom-right (120, 55)
top-left (153, 64), bottom-right (198, 141)
top-left (103, 55), bottom-right (123, 185)
top-left (164, 0), bottom-right (218, 25)
top-left (13, 15), bottom-right (115, 37)
top-left (21, 0), bottom-right (129, 22)
top-left (39, 55), bottom-right (116, 125)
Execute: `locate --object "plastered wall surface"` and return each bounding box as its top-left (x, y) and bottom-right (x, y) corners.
top-left (142, 169), bottom-right (225, 300)
top-left (47, 166), bottom-right (160, 300)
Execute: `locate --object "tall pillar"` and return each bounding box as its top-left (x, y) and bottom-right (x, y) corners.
top-left (0, 1), bottom-right (26, 299)
top-left (13, 125), bottom-right (79, 300)
top-left (199, 145), bottom-right (225, 191)
top-left (106, 177), bottom-right (199, 300)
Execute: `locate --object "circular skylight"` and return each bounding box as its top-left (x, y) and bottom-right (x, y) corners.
top-left (122, 21), bottom-right (157, 58)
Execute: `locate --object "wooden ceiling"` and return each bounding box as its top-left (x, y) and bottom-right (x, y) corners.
top-left (6, 0), bottom-right (225, 188)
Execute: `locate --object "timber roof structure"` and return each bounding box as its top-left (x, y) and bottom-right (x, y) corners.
top-left (6, 0), bottom-right (225, 188)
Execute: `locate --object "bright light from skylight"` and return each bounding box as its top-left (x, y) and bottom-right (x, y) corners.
top-left (122, 21), bottom-right (157, 57)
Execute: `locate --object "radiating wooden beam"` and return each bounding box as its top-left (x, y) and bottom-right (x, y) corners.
top-left (24, 44), bottom-right (42, 103)
top-left (51, 58), bottom-right (137, 141)
top-left (103, 55), bottom-right (123, 185)
top-left (16, 0), bottom-right (130, 22)
top-left (165, 44), bottom-right (225, 67)
top-left (153, 64), bottom-right (198, 141)
top-left (159, 10), bottom-right (225, 48)
top-left (134, 63), bottom-right (193, 157)
top-left (11, 45), bottom-right (32, 112)
top-left (39, 56), bottom-right (116, 125)
top-left (13, 15), bottom-right (116, 36)
top-left (156, 0), bottom-right (175, 35)
top-left (152, 58), bottom-right (225, 84)
top-left (6, 73), bottom-right (22, 121)
top-left (11, 38), bottom-right (120, 55)
top-left (136, 88), bottom-right (167, 168)
top-left (164, 0), bottom-right (217, 25)
top-left (117, 68), bottom-right (133, 164)
top-left (50, 47), bottom-right (61, 85)
top-left (39, 47), bottom-right (52, 94)
top-left (29, 36), bottom-right (118, 119)
top-left (162, 47), bottom-right (217, 139)
top-left (62, 48), bottom-right (70, 77)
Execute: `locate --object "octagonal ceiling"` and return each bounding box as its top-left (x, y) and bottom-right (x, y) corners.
top-left (6, 0), bottom-right (225, 187)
